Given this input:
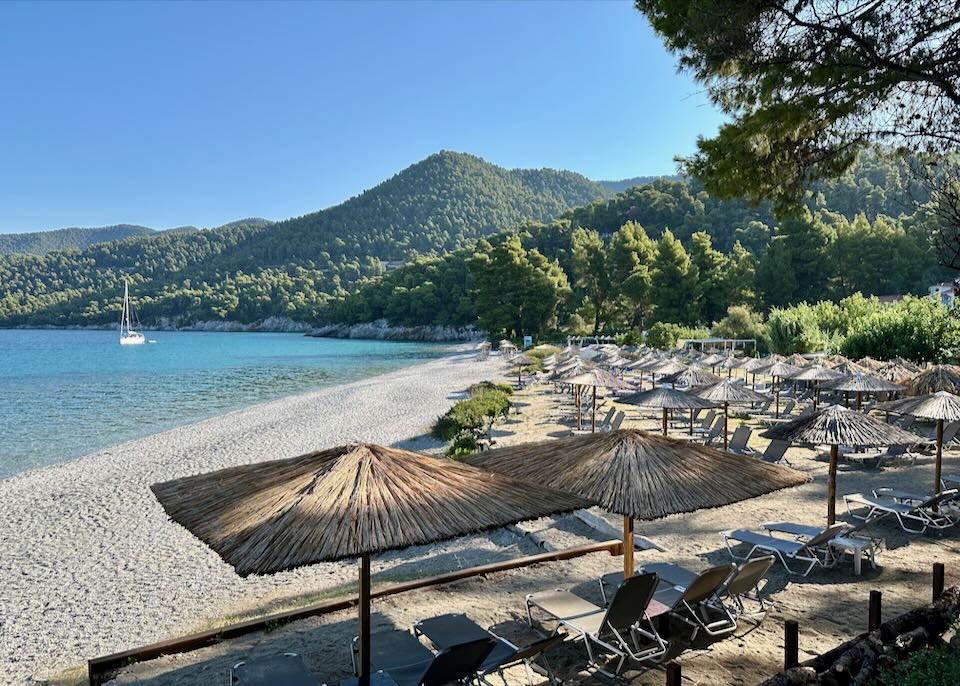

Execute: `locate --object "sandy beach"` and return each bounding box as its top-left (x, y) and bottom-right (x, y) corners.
top-left (0, 351), bottom-right (502, 684)
top-left (99, 371), bottom-right (960, 686)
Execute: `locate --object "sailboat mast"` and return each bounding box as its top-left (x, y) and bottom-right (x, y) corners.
top-left (122, 281), bottom-right (129, 334)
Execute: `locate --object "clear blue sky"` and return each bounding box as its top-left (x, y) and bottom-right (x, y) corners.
top-left (0, 0), bottom-right (723, 233)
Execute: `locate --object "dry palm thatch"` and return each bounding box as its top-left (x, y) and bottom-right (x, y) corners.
top-left (825, 373), bottom-right (904, 393)
top-left (700, 353), bottom-right (725, 366)
top-left (465, 429), bottom-right (807, 577)
top-left (550, 359), bottom-right (595, 380)
top-left (880, 362), bottom-right (920, 382)
top-left (793, 365), bottom-right (843, 382)
top-left (697, 380), bottom-right (769, 450)
top-left (620, 387), bottom-right (717, 435)
top-left (649, 359), bottom-right (687, 376)
top-left (563, 368), bottom-right (627, 389)
top-left (151, 443), bottom-right (591, 576)
top-left (785, 353), bottom-right (811, 367)
top-left (759, 362), bottom-right (802, 379)
top-left (903, 365), bottom-right (960, 396)
top-left (464, 429), bottom-right (808, 522)
top-left (739, 357), bottom-right (767, 372)
top-left (663, 367), bottom-right (722, 388)
top-left (890, 357), bottom-right (922, 373)
top-left (831, 361), bottom-right (871, 376)
top-left (877, 391), bottom-right (960, 494)
top-left (856, 356), bottom-right (885, 371)
top-left (696, 379), bottom-right (768, 405)
top-left (762, 405), bottom-right (920, 524)
top-left (718, 356), bottom-right (744, 370)
top-left (508, 353), bottom-right (536, 367)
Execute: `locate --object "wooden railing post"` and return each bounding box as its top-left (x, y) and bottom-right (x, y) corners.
top-left (665, 661), bottom-right (681, 686)
top-left (868, 590), bottom-right (882, 631)
top-left (784, 620), bottom-right (799, 670)
top-left (933, 562), bottom-right (945, 601)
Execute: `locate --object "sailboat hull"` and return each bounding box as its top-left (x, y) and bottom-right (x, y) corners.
top-left (120, 333), bottom-right (146, 345)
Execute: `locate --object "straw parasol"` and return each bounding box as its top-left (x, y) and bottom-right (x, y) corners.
top-left (508, 353), bottom-right (536, 385)
top-left (762, 405), bottom-right (919, 524)
top-left (824, 373), bottom-right (904, 410)
top-left (718, 356), bottom-right (744, 378)
top-left (739, 357), bottom-right (767, 386)
top-left (700, 352), bottom-right (725, 370)
top-left (877, 391), bottom-right (960, 495)
top-left (856, 356), bottom-right (885, 371)
top-left (465, 429), bottom-right (808, 577)
top-left (902, 364), bottom-right (960, 396)
top-left (151, 443), bottom-right (590, 686)
top-left (619, 387), bottom-right (717, 435)
top-left (785, 353), bottom-right (810, 367)
top-left (793, 365), bottom-right (843, 410)
top-left (696, 380), bottom-right (768, 451)
top-left (564, 368), bottom-right (629, 432)
top-left (757, 361), bottom-right (801, 418)
top-left (646, 359), bottom-right (687, 389)
top-left (662, 366), bottom-right (722, 390)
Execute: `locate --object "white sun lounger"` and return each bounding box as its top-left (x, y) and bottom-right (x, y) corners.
top-left (720, 524), bottom-right (847, 576)
top-left (843, 489), bottom-right (958, 533)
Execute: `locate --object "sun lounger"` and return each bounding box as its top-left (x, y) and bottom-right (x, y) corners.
top-left (727, 425), bottom-right (754, 455)
top-left (690, 410), bottom-right (717, 434)
top-left (760, 520), bottom-right (884, 575)
top-left (700, 416), bottom-right (724, 445)
top-left (757, 440), bottom-right (790, 465)
top-left (843, 444), bottom-right (917, 469)
top-left (525, 572), bottom-right (668, 677)
top-left (843, 489), bottom-right (958, 534)
top-left (598, 564), bottom-right (738, 644)
top-left (352, 629), bottom-right (494, 686)
top-left (414, 613), bottom-right (564, 686)
top-left (231, 653), bottom-right (322, 686)
top-left (720, 524), bottom-right (847, 576)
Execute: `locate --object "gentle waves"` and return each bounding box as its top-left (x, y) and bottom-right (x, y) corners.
top-left (0, 329), bottom-right (451, 479)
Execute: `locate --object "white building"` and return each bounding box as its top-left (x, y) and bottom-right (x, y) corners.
top-left (929, 281), bottom-right (958, 309)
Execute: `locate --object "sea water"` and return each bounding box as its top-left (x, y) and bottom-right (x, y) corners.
top-left (0, 329), bottom-right (451, 479)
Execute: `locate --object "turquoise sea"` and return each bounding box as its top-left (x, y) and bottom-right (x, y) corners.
top-left (0, 330), bottom-right (451, 480)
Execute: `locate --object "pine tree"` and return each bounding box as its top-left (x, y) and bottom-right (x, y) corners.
top-left (650, 230), bottom-right (700, 325)
top-left (688, 231), bottom-right (727, 325)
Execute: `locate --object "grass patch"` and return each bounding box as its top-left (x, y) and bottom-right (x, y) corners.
top-left (869, 643), bottom-right (960, 685)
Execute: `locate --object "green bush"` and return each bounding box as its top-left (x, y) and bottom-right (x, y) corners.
top-left (766, 302), bottom-right (838, 354)
top-left (646, 322), bottom-right (709, 349)
top-left (431, 383), bottom-right (513, 454)
top-left (841, 296), bottom-right (960, 363)
top-left (869, 643), bottom-right (960, 686)
top-left (712, 306), bottom-right (769, 352)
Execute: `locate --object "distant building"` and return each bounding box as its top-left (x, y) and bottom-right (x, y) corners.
top-left (876, 294), bottom-right (905, 305)
top-left (929, 281), bottom-right (959, 309)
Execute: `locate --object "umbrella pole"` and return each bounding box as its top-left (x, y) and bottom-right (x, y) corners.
top-left (576, 385), bottom-right (582, 430)
top-left (662, 408), bottom-right (668, 436)
top-left (828, 445), bottom-right (839, 525)
top-left (358, 554), bottom-right (371, 686)
top-left (592, 386), bottom-right (597, 433)
top-left (723, 401), bottom-right (729, 452)
top-left (936, 418), bottom-right (944, 500)
top-left (775, 378), bottom-right (780, 418)
top-left (689, 408), bottom-right (694, 435)
top-left (623, 515), bottom-right (634, 578)
top-left (856, 391), bottom-right (862, 411)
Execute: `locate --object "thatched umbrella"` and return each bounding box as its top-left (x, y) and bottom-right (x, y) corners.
top-left (762, 406), bottom-right (919, 524)
top-left (696, 380), bottom-right (768, 451)
top-left (824, 373), bottom-right (904, 410)
top-left (757, 361), bottom-right (801, 418)
top-left (785, 353), bottom-right (810, 367)
top-left (793, 365), bottom-right (843, 411)
top-left (739, 357), bottom-right (767, 387)
top-left (646, 359), bottom-right (687, 389)
top-left (565, 369), bottom-right (629, 432)
top-left (465, 429), bottom-right (808, 577)
top-left (879, 361), bottom-right (920, 382)
top-left (877, 391), bottom-right (960, 496)
top-left (662, 366), bottom-right (722, 390)
top-left (151, 444), bottom-right (590, 686)
top-left (903, 365), bottom-right (960, 396)
top-left (499, 339), bottom-right (517, 355)
top-left (509, 353), bottom-right (536, 385)
top-left (857, 356), bottom-right (885, 371)
top-left (700, 352), bottom-right (725, 372)
top-left (718, 356), bottom-right (743, 379)
top-left (619, 387), bottom-right (717, 435)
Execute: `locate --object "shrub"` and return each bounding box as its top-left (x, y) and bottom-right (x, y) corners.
top-left (869, 643), bottom-right (960, 686)
top-left (841, 296), bottom-right (960, 363)
top-left (712, 306), bottom-right (769, 352)
top-left (766, 303), bottom-right (837, 354)
top-left (431, 382), bottom-right (513, 455)
top-left (646, 322), bottom-right (709, 349)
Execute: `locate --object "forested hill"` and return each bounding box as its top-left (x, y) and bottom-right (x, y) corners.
top-left (224, 151), bottom-right (611, 266)
top-left (597, 175), bottom-right (683, 193)
top-left (0, 224), bottom-right (157, 255)
top-left (0, 152), bottom-right (610, 327)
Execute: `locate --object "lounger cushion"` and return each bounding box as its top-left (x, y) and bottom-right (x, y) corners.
top-left (528, 590), bottom-right (605, 634)
top-left (641, 562), bottom-right (698, 589)
top-left (845, 493), bottom-right (915, 514)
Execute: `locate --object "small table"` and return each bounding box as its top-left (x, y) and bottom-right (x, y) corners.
top-left (830, 536), bottom-right (876, 576)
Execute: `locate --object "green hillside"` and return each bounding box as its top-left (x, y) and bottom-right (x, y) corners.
top-left (0, 224), bottom-right (157, 255)
top-left (0, 152), bottom-right (608, 327)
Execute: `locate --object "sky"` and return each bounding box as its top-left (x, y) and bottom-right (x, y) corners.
top-left (0, 0), bottom-right (724, 233)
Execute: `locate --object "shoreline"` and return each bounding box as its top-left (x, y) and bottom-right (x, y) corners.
top-left (0, 351), bottom-right (500, 683)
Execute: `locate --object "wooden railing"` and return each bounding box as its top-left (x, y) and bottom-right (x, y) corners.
top-left (87, 539), bottom-right (624, 686)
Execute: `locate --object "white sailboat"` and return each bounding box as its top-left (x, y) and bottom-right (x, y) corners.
top-left (119, 281), bottom-right (146, 346)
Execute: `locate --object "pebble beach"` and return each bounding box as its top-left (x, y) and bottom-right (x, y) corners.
top-left (0, 351), bottom-right (501, 684)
